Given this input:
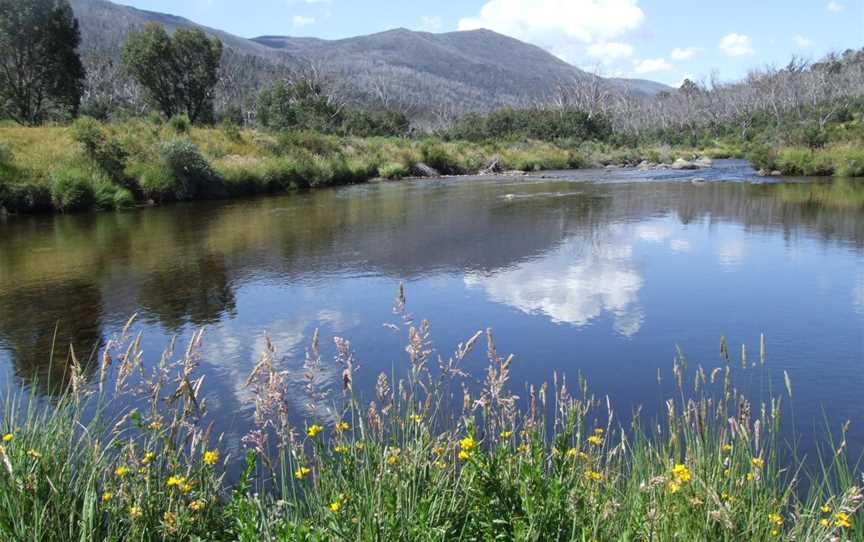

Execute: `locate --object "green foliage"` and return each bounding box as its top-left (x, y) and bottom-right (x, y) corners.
top-left (0, 0), bottom-right (85, 125)
top-left (50, 166), bottom-right (95, 212)
top-left (168, 114), bottom-right (192, 134)
top-left (377, 161), bottom-right (409, 179)
top-left (341, 109), bottom-right (410, 137)
top-left (155, 138), bottom-right (221, 200)
top-left (71, 117), bottom-right (133, 190)
top-left (420, 140), bottom-right (463, 174)
top-left (445, 107), bottom-right (612, 143)
top-left (123, 23), bottom-right (223, 123)
top-left (257, 77), bottom-right (343, 133)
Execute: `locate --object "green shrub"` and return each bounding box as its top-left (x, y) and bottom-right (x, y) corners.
top-left (71, 117), bottom-right (132, 188)
top-left (277, 131), bottom-right (342, 157)
top-left (377, 161), bottom-right (409, 179)
top-left (157, 138), bottom-right (222, 200)
top-left (168, 114), bottom-right (192, 134)
top-left (420, 140), bottom-right (462, 174)
top-left (50, 168), bottom-right (95, 212)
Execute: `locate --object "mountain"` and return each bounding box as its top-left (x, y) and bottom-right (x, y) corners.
top-left (69, 0), bottom-right (671, 120)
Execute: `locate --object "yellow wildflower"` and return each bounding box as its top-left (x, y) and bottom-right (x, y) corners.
top-left (835, 512), bottom-right (852, 528)
top-left (587, 435), bottom-right (603, 446)
top-left (335, 421), bottom-right (350, 432)
top-left (721, 492), bottom-right (731, 502)
top-left (672, 464), bottom-right (691, 483)
top-left (517, 444), bottom-right (530, 453)
top-left (142, 451), bottom-right (156, 465)
top-left (163, 511), bottom-right (177, 528)
top-left (585, 470), bottom-right (603, 482)
top-left (329, 500), bottom-right (342, 513)
top-left (334, 445), bottom-right (349, 454)
top-left (203, 450), bottom-right (219, 466)
top-left (820, 504), bottom-right (832, 514)
top-left (819, 518), bottom-right (830, 527)
top-left (409, 414), bottom-right (422, 423)
top-left (2, 433), bottom-right (13, 443)
top-left (768, 513), bottom-right (784, 526)
top-left (723, 468), bottom-right (730, 477)
top-left (751, 457), bottom-right (765, 469)
top-left (115, 466), bottom-right (129, 478)
top-left (746, 473), bottom-right (754, 481)
top-left (770, 528), bottom-right (779, 537)
top-left (386, 448), bottom-right (400, 465)
top-left (148, 420), bottom-right (163, 431)
top-left (179, 481), bottom-right (194, 494)
top-left (433, 446), bottom-right (446, 456)
top-left (459, 436), bottom-right (477, 451)
top-left (102, 492), bottom-right (113, 503)
top-left (434, 460), bottom-right (447, 470)
top-left (566, 448), bottom-right (578, 458)
top-left (307, 425), bottom-right (324, 438)
top-left (667, 481), bottom-right (681, 494)
top-left (294, 467), bottom-right (311, 480)
top-left (458, 450), bottom-right (471, 461)
top-left (355, 442), bottom-right (365, 450)
top-left (27, 449), bottom-right (42, 460)
top-left (722, 444), bottom-right (733, 453)
top-left (594, 428), bottom-right (604, 435)
top-left (166, 475), bottom-right (186, 487)
top-left (500, 431), bottom-right (513, 439)
top-left (189, 500), bottom-right (206, 512)
top-left (129, 506), bottom-right (142, 519)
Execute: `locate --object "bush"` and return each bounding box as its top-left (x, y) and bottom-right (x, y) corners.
top-left (50, 168), bottom-right (95, 212)
top-left (378, 162), bottom-right (409, 179)
top-left (71, 117), bottom-right (131, 187)
top-left (420, 141), bottom-right (462, 174)
top-left (277, 131), bottom-right (342, 157)
top-left (168, 114), bottom-right (192, 134)
top-left (156, 138), bottom-right (221, 200)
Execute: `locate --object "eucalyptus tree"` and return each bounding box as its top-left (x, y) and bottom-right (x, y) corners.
top-left (0, 0), bottom-right (85, 125)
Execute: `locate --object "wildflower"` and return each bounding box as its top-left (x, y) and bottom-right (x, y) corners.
top-left (115, 466), bottom-right (129, 478)
top-left (2, 433), bottom-right (13, 443)
top-left (433, 446), bottom-right (446, 456)
top-left (723, 468), bottom-right (730, 477)
top-left (500, 431), bottom-right (513, 439)
top-left (148, 420), bottom-right (163, 431)
top-left (334, 445), bottom-right (349, 454)
top-left (517, 444), bottom-right (529, 453)
top-left (386, 448), bottom-right (400, 465)
top-left (129, 506), bottom-right (143, 519)
top-left (434, 461), bottom-right (447, 470)
top-left (751, 457), bottom-right (765, 469)
top-left (409, 414), bottom-right (422, 423)
top-left (180, 481), bottom-right (194, 494)
top-left (335, 421), bottom-right (350, 433)
top-left (820, 504), bottom-right (832, 514)
top-left (167, 475), bottom-right (186, 487)
top-left (768, 513), bottom-right (784, 526)
top-left (723, 444), bottom-right (733, 453)
top-left (203, 450), bottom-right (219, 466)
top-left (355, 442), bottom-right (365, 450)
top-left (667, 481), bottom-right (681, 494)
top-left (142, 451), bottom-right (156, 465)
top-left (721, 492), bottom-right (731, 502)
top-left (594, 428), bottom-right (604, 435)
top-left (746, 473), bottom-right (754, 482)
top-left (458, 450), bottom-right (472, 461)
top-left (294, 467), bottom-right (311, 480)
top-left (189, 500), bottom-right (206, 512)
top-left (102, 492), bottom-right (113, 503)
top-left (459, 436), bottom-right (477, 451)
top-left (587, 435), bottom-right (603, 446)
top-left (329, 500), bottom-right (342, 513)
top-left (770, 529), bottom-right (780, 536)
top-left (585, 470), bottom-right (603, 482)
top-left (819, 518), bottom-right (830, 527)
top-left (163, 511), bottom-right (177, 528)
top-left (566, 448), bottom-right (578, 458)
top-left (307, 425), bottom-right (324, 438)
top-left (835, 511), bottom-right (852, 528)
top-left (27, 449), bottom-right (41, 460)
top-left (672, 464), bottom-right (691, 483)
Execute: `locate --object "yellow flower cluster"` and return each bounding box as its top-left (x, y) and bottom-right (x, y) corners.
top-left (671, 464), bottom-right (691, 483)
top-left (203, 450), bottom-right (219, 466)
top-left (335, 421), bottom-right (350, 433)
top-left (294, 466), bottom-right (311, 480)
top-left (584, 470), bottom-right (603, 482)
top-left (459, 436), bottom-right (476, 461)
top-left (409, 414), bottom-right (422, 423)
top-left (307, 425), bottom-right (324, 438)
top-left (2, 433), bottom-right (13, 443)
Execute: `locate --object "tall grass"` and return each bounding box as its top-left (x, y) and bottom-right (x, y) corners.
top-left (0, 292), bottom-right (862, 541)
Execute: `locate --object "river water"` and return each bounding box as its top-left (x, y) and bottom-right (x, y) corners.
top-left (1, 160), bottom-right (862, 459)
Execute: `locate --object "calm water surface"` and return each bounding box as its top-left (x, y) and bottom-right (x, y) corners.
top-left (1, 160), bottom-right (862, 459)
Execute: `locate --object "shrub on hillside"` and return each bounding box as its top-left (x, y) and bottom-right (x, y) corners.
top-left (156, 138), bottom-right (221, 200)
top-left (71, 117), bottom-right (135, 194)
top-left (168, 114), bottom-right (192, 134)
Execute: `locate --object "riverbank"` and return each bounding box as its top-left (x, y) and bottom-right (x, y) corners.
top-left (0, 119), bottom-right (733, 215)
top-left (1, 311), bottom-right (861, 541)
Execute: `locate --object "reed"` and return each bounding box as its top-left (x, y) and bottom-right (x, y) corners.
top-left (0, 293), bottom-right (861, 541)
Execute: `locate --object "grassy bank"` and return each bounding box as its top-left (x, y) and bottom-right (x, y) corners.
top-left (1, 299), bottom-right (862, 541)
top-left (0, 118), bottom-right (746, 216)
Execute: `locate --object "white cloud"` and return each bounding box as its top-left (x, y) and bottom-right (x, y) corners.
top-left (717, 239), bottom-right (747, 267)
top-left (670, 239), bottom-right (692, 253)
top-left (458, 0), bottom-right (644, 63)
top-left (719, 33), bottom-right (754, 56)
top-left (670, 47), bottom-right (699, 60)
top-left (827, 1), bottom-right (845, 12)
top-left (418, 15), bottom-right (443, 32)
top-left (292, 15), bottom-right (315, 27)
top-left (793, 34), bottom-right (813, 48)
top-left (634, 57), bottom-right (673, 74)
top-left (586, 41), bottom-right (634, 60)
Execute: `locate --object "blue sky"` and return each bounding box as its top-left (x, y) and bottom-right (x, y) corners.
top-left (115, 0), bottom-right (863, 86)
